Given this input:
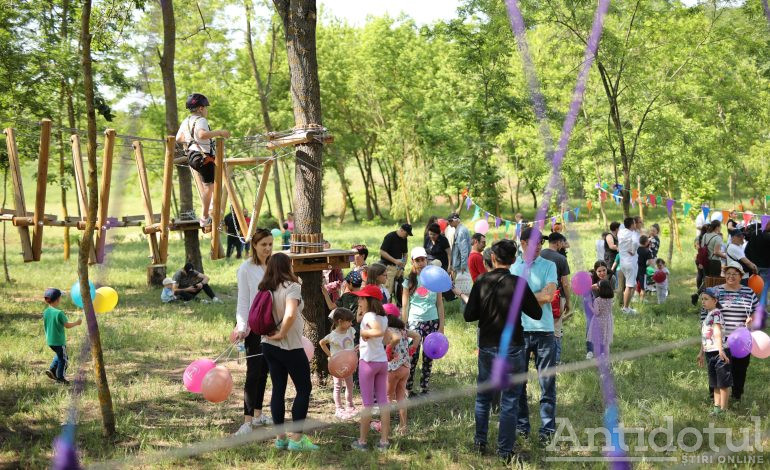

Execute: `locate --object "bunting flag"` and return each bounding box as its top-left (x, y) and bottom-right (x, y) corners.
top-left (461, 188), bottom-right (469, 197)
top-left (515, 222), bottom-right (522, 238)
top-left (505, 220), bottom-right (511, 233)
top-left (763, 215), bottom-right (770, 230)
top-left (656, 196), bottom-right (662, 205)
top-left (702, 206), bottom-right (710, 220)
top-left (750, 198), bottom-right (755, 207)
top-left (743, 212), bottom-right (753, 225)
top-left (666, 199), bottom-right (674, 215)
top-left (551, 216), bottom-right (557, 227)
top-left (472, 206), bottom-right (481, 221)
top-left (466, 197), bottom-right (472, 211)
top-left (574, 207), bottom-right (580, 219)
top-left (485, 211), bottom-right (490, 221)
top-left (649, 195), bottom-right (657, 208)
top-left (600, 192), bottom-right (607, 202)
top-left (766, 195), bottom-right (770, 205)
top-left (632, 189), bottom-right (639, 201)
top-left (722, 211), bottom-right (729, 223)
top-left (683, 202), bottom-right (692, 216)
top-left (587, 200), bottom-right (593, 212)
top-left (602, 182), bottom-right (609, 190)
top-left (495, 217), bottom-right (501, 228)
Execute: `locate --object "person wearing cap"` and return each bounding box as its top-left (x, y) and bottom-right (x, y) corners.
top-left (508, 226), bottom-right (558, 444)
top-left (172, 262), bottom-right (221, 303)
top-left (540, 232), bottom-right (571, 364)
top-left (453, 238), bottom-right (542, 461)
top-left (723, 229), bottom-right (758, 284)
top-left (401, 246), bottom-right (445, 397)
top-left (702, 264), bottom-right (758, 402)
top-left (379, 223), bottom-right (412, 296)
top-left (326, 270), bottom-right (362, 314)
top-left (448, 212), bottom-right (471, 280)
top-left (176, 93), bottom-right (231, 228)
top-left (161, 278), bottom-right (177, 303)
top-left (42, 288), bottom-right (81, 384)
top-left (350, 284), bottom-right (392, 451)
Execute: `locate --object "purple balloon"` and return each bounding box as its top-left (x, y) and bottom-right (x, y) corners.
top-left (423, 332), bottom-right (449, 359)
top-left (727, 328), bottom-right (752, 359)
top-left (571, 271), bottom-right (593, 296)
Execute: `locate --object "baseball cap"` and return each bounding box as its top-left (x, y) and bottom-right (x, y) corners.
top-left (703, 287), bottom-right (719, 299)
top-left (345, 270), bottom-right (363, 287)
top-left (411, 246), bottom-right (428, 260)
top-left (729, 229), bottom-right (745, 238)
top-left (400, 223), bottom-right (413, 236)
top-left (447, 212), bottom-right (460, 221)
top-left (44, 288), bottom-right (62, 302)
top-left (351, 284), bottom-right (384, 301)
top-left (162, 277), bottom-right (175, 286)
top-left (548, 232), bottom-right (566, 243)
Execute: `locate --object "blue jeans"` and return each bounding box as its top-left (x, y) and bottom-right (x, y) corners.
top-left (554, 337), bottom-right (562, 364)
top-left (475, 344), bottom-right (526, 457)
top-left (759, 268), bottom-right (770, 304)
top-left (49, 345), bottom-right (68, 379)
top-left (517, 332), bottom-right (557, 436)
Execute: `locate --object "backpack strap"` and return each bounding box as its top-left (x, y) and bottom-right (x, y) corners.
top-left (186, 116), bottom-right (213, 155)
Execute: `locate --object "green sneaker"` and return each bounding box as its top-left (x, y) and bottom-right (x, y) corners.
top-left (709, 406), bottom-right (723, 417)
top-left (288, 435), bottom-right (319, 451)
top-left (274, 438), bottom-right (288, 450)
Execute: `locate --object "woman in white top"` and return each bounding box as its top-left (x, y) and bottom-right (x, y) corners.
top-left (234, 228), bottom-right (274, 436)
top-left (260, 253), bottom-right (318, 451)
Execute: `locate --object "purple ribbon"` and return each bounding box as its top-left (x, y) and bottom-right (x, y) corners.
top-left (466, 196), bottom-right (472, 210)
top-left (666, 198), bottom-right (674, 215)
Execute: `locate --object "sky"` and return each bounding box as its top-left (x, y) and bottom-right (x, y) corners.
top-left (316, 0), bottom-right (462, 26)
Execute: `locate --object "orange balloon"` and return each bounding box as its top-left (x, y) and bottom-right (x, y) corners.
top-left (328, 350), bottom-right (358, 378)
top-left (201, 366), bottom-right (233, 403)
top-left (748, 274), bottom-right (764, 297)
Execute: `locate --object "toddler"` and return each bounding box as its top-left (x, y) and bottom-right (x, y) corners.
top-left (161, 277), bottom-right (177, 303)
top-left (319, 308), bottom-right (357, 419)
top-left (697, 288), bottom-right (731, 415)
top-left (385, 312), bottom-right (420, 435)
top-left (588, 280), bottom-right (614, 357)
top-left (654, 258), bottom-right (670, 304)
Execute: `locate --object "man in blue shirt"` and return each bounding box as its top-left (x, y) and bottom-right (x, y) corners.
top-left (509, 226), bottom-right (558, 444)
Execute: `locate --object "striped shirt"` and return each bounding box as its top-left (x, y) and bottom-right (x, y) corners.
top-left (700, 285), bottom-right (758, 337)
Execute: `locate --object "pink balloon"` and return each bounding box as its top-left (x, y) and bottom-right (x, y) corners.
top-left (571, 271), bottom-right (593, 296)
top-left (474, 219), bottom-right (489, 235)
top-left (329, 349), bottom-right (358, 378)
top-left (383, 303), bottom-right (400, 317)
top-left (301, 336), bottom-right (314, 361)
top-left (183, 358), bottom-right (216, 393)
top-left (750, 330), bottom-right (770, 359)
top-left (201, 365), bottom-right (233, 403)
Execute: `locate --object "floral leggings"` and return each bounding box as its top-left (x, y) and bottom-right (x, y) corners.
top-left (407, 319), bottom-right (439, 393)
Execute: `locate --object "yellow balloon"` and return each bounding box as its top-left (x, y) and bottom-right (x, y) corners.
top-left (93, 286), bottom-right (118, 313)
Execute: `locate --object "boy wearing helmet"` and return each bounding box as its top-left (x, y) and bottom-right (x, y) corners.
top-left (176, 93), bottom-right (231, 227)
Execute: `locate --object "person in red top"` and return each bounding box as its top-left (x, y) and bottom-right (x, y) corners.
top-left (468, 233), bottom-right (487, 282)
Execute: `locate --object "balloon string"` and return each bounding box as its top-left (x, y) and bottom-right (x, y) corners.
top-left (213, 341), bottom-right (238, 363)
top-left (218, 353), bottom-right (263, 363)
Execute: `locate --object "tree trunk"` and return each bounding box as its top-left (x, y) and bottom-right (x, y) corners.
top-left (528, 184), bottom-right (538, 208)
top-left (160, 0), bottom-right (202, 271)
top-left (246, 4), bottom-right (285, 224)
top-left (273, 0), bottom-right (327, 378)
top-left (80, 0), bottom-right (115, 436)
top-left (59, 0), bottom-right (72, 260)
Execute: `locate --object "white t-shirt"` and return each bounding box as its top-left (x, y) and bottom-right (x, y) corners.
top-left (176, 115), bottom-right (212, 154)
top-left (322, 327), bottom-right (356, 356)
top-left (235, 261), bottom-right (266, 333)
top-left (358, 312), bottom-right (388, 362)
top-left (262, 281), bottom-right (305, 350)
top-left (617, 227), bottom-right (639, 266)
top-left (724, 244), bottom-right (748, 279)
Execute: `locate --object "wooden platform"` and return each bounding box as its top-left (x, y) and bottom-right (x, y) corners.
top-left (287, 249), bottom-right (355, 273)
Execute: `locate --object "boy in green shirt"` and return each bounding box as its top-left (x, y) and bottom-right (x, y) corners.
top-left (43, 288), bottom-right (81, 384)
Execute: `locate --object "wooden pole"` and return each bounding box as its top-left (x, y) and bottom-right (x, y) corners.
top-left (95, 129), bottom-right (115, 263)
top-left (32, 119), bottom-right (52, 261)
top-left (224, 165), bottom-right (248, 240)
top-left (70, 134), bottom-right (97, 263)
top-left (132, 141), bottom-right (161, 265)
top-left (246, 160), bottom-right (273, 242)
top-left (3, 128), bottom-right (34, 262)
top-left (159, 137), bottom-right (174, 263)
top-left (210, 137), bottom-right (225, 259)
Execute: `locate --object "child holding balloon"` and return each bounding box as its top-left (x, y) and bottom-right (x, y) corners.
top-left (697, 288), bottom-right (731, 415)
top-left (385, 312), bottom-right (421, 435)
top-left (319, 308), bottom-right (357, 420)
top-left (402, 247), bottom-right (445, 397)
top-left (588, 280), bottom-right (614, 357)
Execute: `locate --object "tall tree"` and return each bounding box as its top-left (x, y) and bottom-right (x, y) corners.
top-left (159, 0), bottom-right (203, 272)
top-left (272, 0), bottom-right (327, 376)
top-left (79, 0), bottom-right (115, 437)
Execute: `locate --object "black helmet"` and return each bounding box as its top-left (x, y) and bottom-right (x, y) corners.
top-left (185, 93), bottom-right (210, 110)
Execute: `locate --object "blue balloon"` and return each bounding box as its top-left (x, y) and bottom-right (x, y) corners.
top-left (271, 228), bottom-right (282, 238)
top-left (71, 280), bottom-right (96, 309)
top-left (418, 265), bottom-right (452, 293)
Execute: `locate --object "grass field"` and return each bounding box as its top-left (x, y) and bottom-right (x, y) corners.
top-left (1, 198), bottom-right (769, 469)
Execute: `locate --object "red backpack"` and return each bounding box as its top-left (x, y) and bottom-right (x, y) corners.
top-left (248, 290), bottom-right (280, 335)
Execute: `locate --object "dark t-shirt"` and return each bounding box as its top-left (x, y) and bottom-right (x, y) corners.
top-left (540, 248), bottom-right (570, 291)
top-left (224, 213), bottom-right (237, 234)
top-left (173, 269), bottom-right (203, 289)
top-left (336, 292), bottom-right (359, 314)
top-left (464, 268), bottom-right (542, 348)
top-left (746, 230), bottom-right (770, 269)
top-left (424, 234), bottom-right (450, 270)
top-left (637, 246), bottom-right (653, 277)
top-left (380, 231), bottom-right (407, 266)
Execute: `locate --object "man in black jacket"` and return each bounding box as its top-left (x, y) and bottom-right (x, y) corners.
top-left (454, 239), bottom-right (542, 462)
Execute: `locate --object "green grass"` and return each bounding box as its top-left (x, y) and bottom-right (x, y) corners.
top-left (1, 201), bottom-right (769, 469)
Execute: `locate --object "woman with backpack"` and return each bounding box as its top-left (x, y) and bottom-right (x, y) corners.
top-left (234, 228), bottom-right (274, 436)
top-left (698, 220), bottom-right (725, 285)
top-left (259, 253), bottom-right (318, 451)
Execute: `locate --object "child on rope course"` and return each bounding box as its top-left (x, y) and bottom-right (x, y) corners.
top-left (175, 93), bottom-right (230, 228)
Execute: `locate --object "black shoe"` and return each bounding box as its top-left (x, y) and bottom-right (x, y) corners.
top-left (516, 430), bottom-right (530, 441)
top-left (408, 390), bottom-right (418, 398)
top-left (45, 369), bottom-right (56, 381)
top-left (473, 442), bottom-right (487, 455)
top-left (56, 378), bottom-right (70, 385)
top-left (538, 433), bottom-right (554, 447)
top-left (419, 389), bottom-right (430, 396)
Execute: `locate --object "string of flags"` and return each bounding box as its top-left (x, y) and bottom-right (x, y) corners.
top-left (593, 183), bottom-right (770, 230)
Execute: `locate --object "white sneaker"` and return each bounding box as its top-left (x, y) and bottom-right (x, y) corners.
top-left (253, 414), bottom-right (273, 426)
top-left (627, 308), bottom-right (638, 315)
top-left (334, 409), bottom-right (347, 420)
top-left (200, 299), bottom-right (210, 304)
top-left (621, 307), bottom-right (629, 314)
top-left (234, 422), bottom-right (254, 436)
top-left (585, 351), bottom-right (594, 360)
top-left (212, 297), bottom-right (222, 303)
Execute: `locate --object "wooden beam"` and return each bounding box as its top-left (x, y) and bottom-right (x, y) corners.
top-left (70, 134), bottom-right (97, 263)
top-left (159, 136), bottom-right (175, 264)
top-left (224, 157), bottom-right (272, 166)
top-left (4, 127), bottom-right (34, 262)
top-left (210, 138), bottom-right (225, 260)
top-left (95, 129), bottom-right (115, 263)
top-left (246, 160), bottom-right (273, 242)
top-left (132, 141), bottom-right (161, 264)
top-left (224, 164), bottom-right (248, 243)
top-left (266, 129), bottom-right (333, 150)
top-left (31, 119), bottom-right (52, 261)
